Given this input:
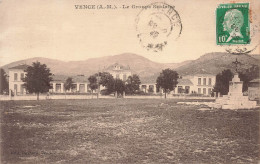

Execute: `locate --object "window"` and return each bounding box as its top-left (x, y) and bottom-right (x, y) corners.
top-left (14, 73), bottom-right (18, 81)
top-left (87, 84), bottom-right (91, 92)
top-left (208, 78), bottom-right (212, 85)
top-left (178, 86), bottom-right (183, 93)
top-left (123, 74), bottom-right (127, 81)
top-left (203, 88), bottom-right (206, 94)
top-left (198, 88), bottom-right (201, 94)
top-left (56, 84), bottom-right (61, 92)
top-left (198, 78), bottom-right (201, 85)
top-left (72, 84), bottom-right (77, 92)
top-left (21, 73), bottom-right (24, 80)
top-left (148, 85), bottom-right (154, 93)
top-left (14, 84), bottom-right (17, 91)
top-left (203, 78), bottom-right (206, 85)
top-left (20, 84), bottom-right (24, 94)
top-left (208, 88), bottom-right (211, 95)
top-left (142, 85), bottom-right (147, 92)
top-left (185, 86), bottom-right (190, 94)
top-left (79, 84), bottom-right (85, 93)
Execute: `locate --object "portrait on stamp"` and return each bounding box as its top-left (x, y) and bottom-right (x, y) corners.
top-left (216, 3), bottom-right (250, 45)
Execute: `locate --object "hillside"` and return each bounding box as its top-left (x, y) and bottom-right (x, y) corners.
top-left (1, 57), bottom-right (68, 75)
top-left (1, 53), bottom-right (189, 79)
top-left (251, 55), bottom-right (260, 60)
top-left (2, 52), bottom-right (259, 83)
top-left (176, 52), bottom-right (260, 76)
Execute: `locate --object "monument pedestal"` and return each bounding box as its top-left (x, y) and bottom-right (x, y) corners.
top-left (214, 74), bottom-right (257, 109)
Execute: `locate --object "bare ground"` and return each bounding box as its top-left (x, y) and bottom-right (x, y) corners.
top-left (0, 99), bottom-right (259, 164)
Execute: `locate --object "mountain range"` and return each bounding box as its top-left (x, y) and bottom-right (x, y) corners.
top-left (1, 52), bottom-right (259, 83)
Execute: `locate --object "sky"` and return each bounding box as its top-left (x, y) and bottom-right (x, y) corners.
top-left (0, 0), bottom-right (259, 66)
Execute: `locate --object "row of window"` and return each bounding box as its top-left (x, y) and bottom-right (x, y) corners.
top-left (13, 84), bottom-right (25, 94)
top-left (14, 73), bottom-right (24, 81)
top-left (15, 72), bottom-right (129, 82)
top-left (198, 88), bottom-right (212, 95)
top-left (115, 74), bottom-right (127, 81)
top-left (198, 78), bottom-right (212, 85)
top-left (177, 86), bottom-right (190, 94)
top-left (52, 83), bottom-right (91, 93)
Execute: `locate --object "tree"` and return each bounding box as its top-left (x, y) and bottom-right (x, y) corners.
top-left (88, 72), bottom-right (115, 95)
top-left (213, 69), bottom-right (233, 95)
top-left (156, 69), bottom-right (178, 99)
top-left (23, 62), bottom-right (52, 100)
top-left (99, 72), bottom-right (115, 94)
top-left (114, 79), bottom-right (125, 97)
top-left (239, 65), bottom-right (259, 92)
top-left (64, 77), bottom-right (74, 93)
top-left (88, 75), bottom-right (98, 94)
top-left (125, 74), bottom-right (141, 94)
top-left (0, 68), bottom-right (9, 94)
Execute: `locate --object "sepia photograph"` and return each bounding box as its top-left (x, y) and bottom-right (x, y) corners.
top-left (0, 0), bottom-right (259, 163)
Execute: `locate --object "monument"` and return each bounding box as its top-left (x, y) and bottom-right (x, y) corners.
top-left (214, 58), bottom-right (257, 109)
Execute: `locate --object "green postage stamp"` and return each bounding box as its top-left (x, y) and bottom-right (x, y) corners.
top-left (216, 3), bottom-right (250, 45)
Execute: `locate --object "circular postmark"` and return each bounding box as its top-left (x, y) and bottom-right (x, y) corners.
top-left (135, 2), bottom-right (182, 52)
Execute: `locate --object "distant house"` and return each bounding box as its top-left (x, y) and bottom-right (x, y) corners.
top-left (248, 78), bottom-right (260, 101)
top-left (49, 75), bottom-right (90, 93)
top-left (8, 64), bottom-right (93, 94)
top-left (176, 79), bottom-right (193, 94)
top-left (139, 73), bottom-right (216, 95)
top-left (105, 63), bottom-right (132, 81)
top-left (175, 74), bottom-right (216, 95)
top-left (176, 74), bottom-right (216, 95)
top-left (140, 83), bottom-right (157, 93)
top-left (8, 64), bottom-right (29, 95)
top-left (139, 76), bottom-right (158, 94)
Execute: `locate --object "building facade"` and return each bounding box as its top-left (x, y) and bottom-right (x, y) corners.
top-left (49, 75), bottom-right (91, 93)
top-left (8, 64), bottom-right (28, 95)
top-left (140, 83), bottom-right (157, 93)
top-left (176, 74), bottom-right (216, 95)
top-left (8, 63), bottom-right (216, 96)
top-left (139, 74), bottom-right (216, 95)
top-left (7, 63), bottom-right (133, 95)
top-left (105, 63), bottom-right (132, 81)
top-left (8, 65), bottom-right (93, 95)
top-left (248, 78), bottom-right (260, 101)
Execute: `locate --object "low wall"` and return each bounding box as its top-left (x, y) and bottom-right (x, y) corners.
top-left (0, 95), bottom-right (216, 101)
top-left (125, 95), bottom-right (216, 100)
top-left (0, 95), bottom-right (113, 101)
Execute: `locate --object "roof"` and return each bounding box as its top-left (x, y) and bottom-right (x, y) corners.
top-left (140, 76), bottom-right (157, 84)
top-left (9, 64), bottom-right (29, 70)
top-left (193, 73), bottom-right (216, 77)
top-left (52, 75), bottom-right (89, 83)
top-left (105, 63), bottom-right (130, 71)
top-left (177, 79), bottom-right (194, 86)
top-left (249, 78), bottom-right (260, 83)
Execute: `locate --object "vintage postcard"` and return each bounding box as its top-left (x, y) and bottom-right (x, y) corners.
top-left (0, 0), bottom-right (259, 163)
